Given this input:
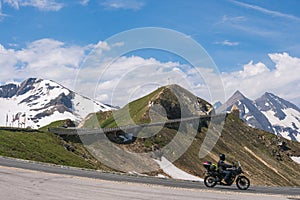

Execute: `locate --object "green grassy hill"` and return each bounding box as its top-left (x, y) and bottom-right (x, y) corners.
top-left (83, 85), bottom-right (166, 128)
top-left (83, 84), bottom-right (212, 128)
top-left (0, 121), bottom-right (112, 171)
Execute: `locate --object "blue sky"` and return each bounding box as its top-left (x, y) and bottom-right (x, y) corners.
top-left (1, 0), bottom-right (300, 106)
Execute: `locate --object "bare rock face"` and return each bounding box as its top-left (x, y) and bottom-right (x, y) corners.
top-left (0, 83), bottom-right (19, 98)
top-left (149, 84), bottom-right (213, 120)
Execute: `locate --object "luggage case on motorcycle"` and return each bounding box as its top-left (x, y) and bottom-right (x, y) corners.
top-left (203, 161), bottom-right (217, 172)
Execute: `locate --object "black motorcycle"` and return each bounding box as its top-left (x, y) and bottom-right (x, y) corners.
top-left (203, 161), bottom-right (250, 190)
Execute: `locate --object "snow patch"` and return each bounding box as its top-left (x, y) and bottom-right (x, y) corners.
top-left (262, 108), bottom-right (300, 141)
top-left (154, 157), bottom-right (203, 182)
top-left (244, 105), bottom-right (249, 114)
top-left (245, 115), bottom-right (254, 121)
top-left (156, 174), bottom-right (168, 178)
top-left (290, 157), bottom-right (300, 164)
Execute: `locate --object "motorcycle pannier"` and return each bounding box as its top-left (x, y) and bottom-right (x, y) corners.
top-left (203, 161), bottom-right (217, 171)
top-left (203, 161), bottom-right (212, 170)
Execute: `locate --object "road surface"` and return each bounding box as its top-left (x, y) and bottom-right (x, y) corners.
top-left (0, 156), bottom-right (299, 200)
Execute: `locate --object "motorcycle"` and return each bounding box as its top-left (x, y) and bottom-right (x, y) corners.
top-left (203, 161), bottom-right (250, 190)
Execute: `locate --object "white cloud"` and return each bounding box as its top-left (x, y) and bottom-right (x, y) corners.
top-left (2, 0), bottom-right (64, 11)
top-left (230, 61), bottom-right (270, 78)
top-left (77, 52), bottom-right (300, 107)
top-left (218, 14), bottom-right (280, 38)
top-left (221, 52), bottom-right (300, 106)
top-left (3, 0), bottom-right (19, 9)
top-left (80, 0), bottom-right (89, 6)
top-left (75, 55), bottom-right (200, 106)
top-left (1, 38), bottom-right (300, 108)
top-left (0, 39), bottom-right (210, 107)
top-left (231, 0), bottom-right (300, 22)
top-left (0, 38), bottom-right (86, 88)
top-left (217, 15), bottom-right (278, 40)
top-left (101, 0), bottom-right (145, 10)
top-left (0, 1), bottom-right (9, 20)
top-left (215, 40), bottom-right (239, 46)
top-left (221, 15), bottom-right (246, 23)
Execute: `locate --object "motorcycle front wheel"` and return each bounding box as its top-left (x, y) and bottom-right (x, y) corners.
top-left (236, 176), bottom-right (250, 190)
top-left (204, 176), bottom-right (217, 188)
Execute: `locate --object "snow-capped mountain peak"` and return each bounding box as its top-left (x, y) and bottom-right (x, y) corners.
top-left (256, 92), bottom-right (300, 113)
top-left (255, 92), bottom-right (300, 141)
top-left (218, 90), bottom-right (274, 133)
top-left (220, 90), bottom-right (300, 142)
top-left (0, 78), bottom-right (113, 128)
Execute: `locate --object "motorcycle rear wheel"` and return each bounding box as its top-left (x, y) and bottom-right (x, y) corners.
top-left (204, 176), bottom-right (217, 188)
top-left (236, 176), bottom-right (250, 190)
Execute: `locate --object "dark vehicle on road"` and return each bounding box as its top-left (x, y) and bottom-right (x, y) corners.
top-left (203, 161), bottom-right (250, 190)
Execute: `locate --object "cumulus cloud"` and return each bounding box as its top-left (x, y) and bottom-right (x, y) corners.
top-left (1, 38), bottom-right (300, 107)
top-left (0, 38), bottom-right (86, 88)
top-left (0, 39), bottom-right (211, 107)
top-left (75, 54), bottom-right (207, 107)
top-left (2, 0), bottom-right (64, 11)
top-left (222, 52), bottom-right (300, 106)
top-left (230, 61), bottom-right (270, 78)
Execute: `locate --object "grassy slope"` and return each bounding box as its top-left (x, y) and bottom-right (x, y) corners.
top-left (84, 86), bottom-right (164, 128)
top-left (97, 87), bottom-right (163, 127)
top-left (0, 129), bottom-right (94, 168)
top-left (0, 121), bottom-right (112, 171)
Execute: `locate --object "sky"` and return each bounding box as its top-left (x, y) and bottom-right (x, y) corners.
top-left (0, 0), bottom-right (300, 107)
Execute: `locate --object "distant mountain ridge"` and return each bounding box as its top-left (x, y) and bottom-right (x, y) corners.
top-left (218, 91), bottom-right (300, 141)
top-left (0, 78), bottom-right (113, 128)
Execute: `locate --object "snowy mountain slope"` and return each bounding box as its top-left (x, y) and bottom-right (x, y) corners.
top-left (218, 91), bottom-right (300, 141)
top-left (0, 78), bottom-right (112, 129)
top-left (255, 93), bottom-right (300, 141)
top-left (217, 91), bottom-right (274, 133)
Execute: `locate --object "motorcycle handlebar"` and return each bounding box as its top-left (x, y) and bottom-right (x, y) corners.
top-left (233, 161), bottom-right (242, 167)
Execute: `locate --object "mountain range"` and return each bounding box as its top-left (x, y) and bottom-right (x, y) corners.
top-left (1, 78), bottom-right (299, 142)
top-left (0, 78), bottom-right (113, 128)
top-left (218, 91), bottom-right (300, 142)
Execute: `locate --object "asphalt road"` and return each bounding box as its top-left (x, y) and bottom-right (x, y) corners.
top-left (0, 156), bottom-right (299, 200)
